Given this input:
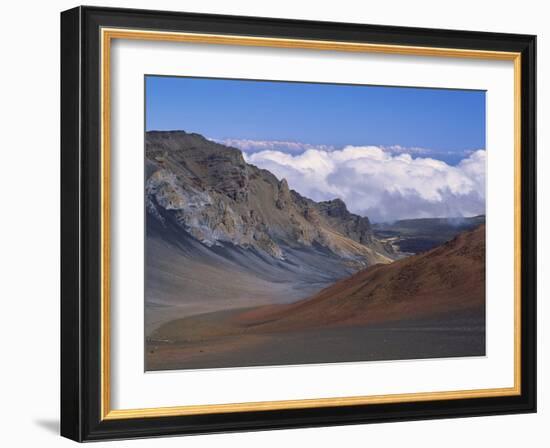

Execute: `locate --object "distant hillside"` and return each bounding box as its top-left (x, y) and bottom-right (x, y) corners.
top-left (373, 215), bottom-right (485, 254)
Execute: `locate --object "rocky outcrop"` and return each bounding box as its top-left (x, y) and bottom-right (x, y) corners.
top-left (317, 198), bottom-right (374, 245)
top-left (145, 130), bottom-right (394, 266)
top-left (275, 179), bottom-right (291, 210)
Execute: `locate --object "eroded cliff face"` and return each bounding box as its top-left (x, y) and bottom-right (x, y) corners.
top-left (145, 130), bottom-right (394, 266)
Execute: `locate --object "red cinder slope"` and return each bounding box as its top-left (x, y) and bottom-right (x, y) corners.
top-left (239, 225), bottom-right (486, 331)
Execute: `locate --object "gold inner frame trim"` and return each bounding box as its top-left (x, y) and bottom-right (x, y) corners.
top-left (100, 27), bottom-right (522, 421)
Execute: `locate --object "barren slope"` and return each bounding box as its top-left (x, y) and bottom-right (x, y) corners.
top-left (153, 225), bottom-right (485, 342)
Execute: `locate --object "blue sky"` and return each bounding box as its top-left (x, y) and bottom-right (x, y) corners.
top-left (145, 75), bottom-right (485, 166)
top-left (145, 75), bottom-right (486, 221)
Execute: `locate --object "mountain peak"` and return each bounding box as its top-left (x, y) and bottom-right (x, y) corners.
top-left (318, 198), bottom-right (348, 216)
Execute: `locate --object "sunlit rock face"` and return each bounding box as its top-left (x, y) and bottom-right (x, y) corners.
top-left (145, 130), bottom-right (395, 265)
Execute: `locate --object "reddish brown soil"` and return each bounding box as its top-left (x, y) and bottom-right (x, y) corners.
top-left (234, 224), bottom-right (485, 332)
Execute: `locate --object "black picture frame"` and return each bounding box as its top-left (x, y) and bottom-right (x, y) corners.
top-left (61, 5), bottom-right (536, 442)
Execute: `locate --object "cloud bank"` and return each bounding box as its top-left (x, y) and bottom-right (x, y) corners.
top-left (215, 138), bottom-right (475, 162)
top-left (244, 145), bottom-right (486, 223)
top-left (214, 138), bottom-right (335, 154)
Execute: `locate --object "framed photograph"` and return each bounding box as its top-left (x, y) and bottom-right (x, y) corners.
top-left (60, 6), bottom-right (536, 441)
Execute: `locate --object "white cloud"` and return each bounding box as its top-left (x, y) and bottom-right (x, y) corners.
top-left (245, 146), bottom-right (486, 222)
top-left (213, 137), bottom-right (473, 162)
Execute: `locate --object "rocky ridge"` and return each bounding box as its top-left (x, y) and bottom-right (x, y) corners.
top-left (145, 130), bottom-right (394, 267)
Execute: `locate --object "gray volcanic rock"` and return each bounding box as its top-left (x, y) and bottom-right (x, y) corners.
top-left (275, 178), bottom-right (291, 210)
top-left (146, 130), bottom-right (249, 202)
top-left (145, 130), bottom-right (394, 265)
top-left (317, 198), bottom-right (374, 244)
